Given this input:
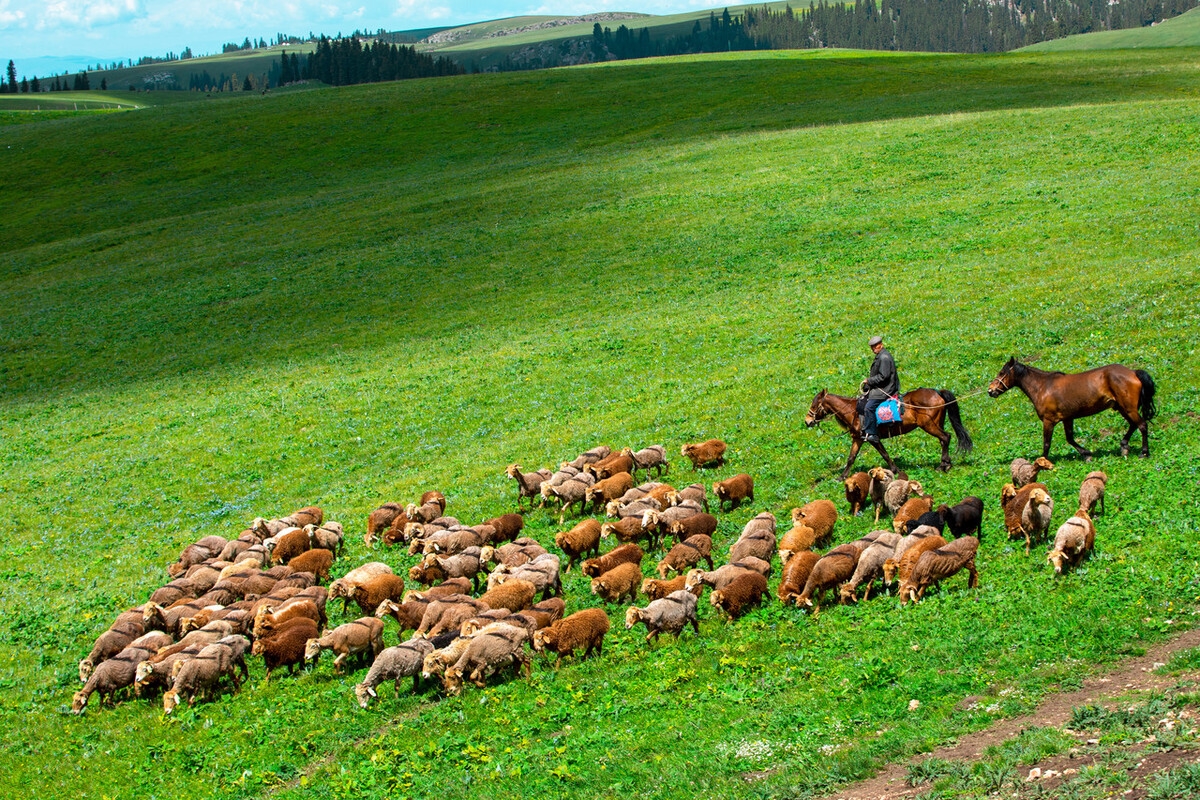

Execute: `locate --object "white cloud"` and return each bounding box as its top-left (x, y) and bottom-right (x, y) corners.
top-left (393, 0), bottom-right (451, 22)
top-left (0, 0), bottom-right (26, 28)
top-left (38, 0), bottom-right (144, 30)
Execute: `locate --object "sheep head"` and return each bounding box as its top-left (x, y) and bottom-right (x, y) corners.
top-left (641, 509), bottom-right (660, 529)
top-left (304, 638), bottom-right (323, 663)
top-left (71, 691), bottom-right (89, 714)
top-left (134, 660), bottom-right (155, 685)
top-left (600, 523), bottom-right (616, 540)
top-left (684, 569), bottom-right (705, 592)
top-left (1047, 549), bottom-right (1066, 574)
top-left (1034, 457), bottom-right (1055, 471)
top-left (1000, 484), bottom-right (1017, 508)
top-left (443, 667), bottom-right (464, 696)
top-left (882, 559), bottom-right (899, 584)
top-left (909, 481), bottom-right (924, 497)
top-left (506, 463), bottom-right (521, 478)
top-left (709, 590), bottom-right (724, 608)
top-left (162, 689), bottom-right (181, 715)
top-left (624, 607), bottom-right (645, 629)
top-left (838, 584), bottom-right (858, 604)
top-left (354, 683), bottom-right (374, 708)
top-left (789, 507), bottom-right (804, 524)
top-left (78, 658), bottom-right (93, 683)
top-left (1030, 488), bottom-right (1051, 507)
top-left (531, 629), bottom-right (550, 652)
top-left (590, 578), bottom-right (605, 596)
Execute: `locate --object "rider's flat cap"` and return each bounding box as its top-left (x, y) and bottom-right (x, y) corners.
top-left (868, 335), bottom-right (883, 347)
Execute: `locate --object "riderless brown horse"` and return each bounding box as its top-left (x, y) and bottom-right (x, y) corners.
top-left (805, 388), bottom-right (973, 478)
top-left (987, 358), bottom-right (1156, 459)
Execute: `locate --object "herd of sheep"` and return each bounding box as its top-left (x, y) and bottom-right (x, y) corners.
top-left (71, 441), bottom-right (1108, 715)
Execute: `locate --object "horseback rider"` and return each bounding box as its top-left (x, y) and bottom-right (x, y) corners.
top-left (858, 335), bottom-right (900, 445)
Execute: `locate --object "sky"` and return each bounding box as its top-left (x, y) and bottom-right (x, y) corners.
top-left (0, 0), bottom-right (709, 77)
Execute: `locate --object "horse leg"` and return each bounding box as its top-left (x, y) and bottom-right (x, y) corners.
top-left (1041, 419), bottom-right (1057, 459)
top-left (842, 440), bottom-right (863, 480)
top-left (1062, 419), bottom-right (1092, 460)
top-left (922, 417), bottom-right (953, 472)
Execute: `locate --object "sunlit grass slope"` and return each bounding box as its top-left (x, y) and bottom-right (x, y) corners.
top-left (2, 47), bottom-right (1199, 799)
top-left (1023, 6), bottom-right (1200, 50)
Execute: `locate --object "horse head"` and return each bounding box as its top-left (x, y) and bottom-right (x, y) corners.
top-left (805, 390), bottom-right (829, 427)
top-left (987, 357), bottom-right (1019, 397)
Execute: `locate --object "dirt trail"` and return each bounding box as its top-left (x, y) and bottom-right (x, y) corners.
top-left (823, 627), bottom-right (1200, 800)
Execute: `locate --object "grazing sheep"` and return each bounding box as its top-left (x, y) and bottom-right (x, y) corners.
top-left (883, 530), bottom-right (945, 586)
top-left (711, 572), bottom-right (768, 619)
top-left (329, 562), bottom-right (394, 613)
top-left (903, 510), bottom-right (946, 536)
top-left (591, 562), bottom-right (643, 605)
top-left (481, 538), bottom-right (548, 568)
top-left (351, 574), bottom-right (407, 616)
top-left (796, 551), bottom-right (858, 611)
top-left (374, 598), bottom-right (428, 639)
top-left (622, 445), bottom-right (670, 477)
top-left (406, 498), bottom-right (446, 525)
top-left (1006, 483), bottom-right (1054, 554)
top-left (167, 536), bottom-right (228, 578)
top-left (525, 598), bottom-right (566, 628)
top-left (506, 464), bottom-right (554, 511)
top-left (251, 618), bottom-right (319, 681)
top-left (1012, 456), bottom-right (1054, 488)
top-left (791, 500), bottom-right (837, 544)
top-left (478, 579), bottom-right (538, 613)
top-left (483, 513), bottom-right (525, 544)
top-left (601, 516), bottom-right (653, 549)
top-left (490, 554), bottom-right (562, 600)
top-left (135, 642), bottom-right (207, 697)
top-left (253, 598), bottom-right (323, 639)
top-left (664, 512), bottom-right (718, 546)
top-left (666, 482), bottom-right (709, 512)
top-left (421, 635), bottom-right (472, 683)
top-left (605, 496), bottom-right (661, 520)
top-left (442, 626), bottom-right (531, 695)
top-left (540, 464), bottom-right (584, 506)
top-left (844, 471), bottom-right (872, 517)
top-left (163, 638), bottom-right (248, 713)
top-left (586, 472), bottom-right (636, 514)
top-left (280, 506), bottom-right (324, 529)
top-left (555, 519), bottom-right (602, 573)
top-left (415, 595), bottom-right (490, 639)
top-left (681, 439), bottom-right (727, 470)
top-left (641, 502), bottom-right (704, 547)
top-left (778, 551), bottom-right (821, 606)
top-left (937, 496), bottom-right (984, 539)
top-left (713, 473), bottom-right (754, 511)
top-left (546, 473), bottom-right (597, 522)
top-left (839, 539), bottom-right (899, 603)
top-left (1047, 511), bottom-right (1096, 574)
top-left (79, 615), bottom-right (145, 683)
top-left (778, 523), bottom-right (819, 564)
top-left (355, 638), bottom-right (437, 706)
top-left (566, 445), bottom-right (612, 470)
top-left (1078, 471), bottom-right (1108, 516)
top-left (684, 564), bottom-right (758, 595)
top-left (366, 502), bottom-right (407, 544)
top-left (532, 608), bottom-right (610, 664)
top-left (286, 548), bottom-right (333, 584)
top-left (625, 590), bottom-right (700, 643)
top-left (582, 543), bottom-right (645, 578)
top-left (881, 479), bottom-right (923, 525)
top-left (893, 495), bottom-right (935, 536)
top-left (73, 640), bottom-right (161, 713)
top-left (900, 536), bottom-right (980, 604)
top-left (305, 617), bottom-right (386, 674)
top-left (144, 600), bottom-right (207, 638)
top-left (433, 547), bottom-right (486, 591)
top-left (269, 527), bottom-right (312, 566)
top-left (305, 522), bottom-right (344, 556)
top-left (657, 534), bottom-right (715, 578)
top-left (586, 452), bottom-right (635, 481)
top-left (641, 574), bottom-right (691, 601)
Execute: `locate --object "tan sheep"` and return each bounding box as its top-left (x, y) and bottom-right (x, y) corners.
top-left (532, 608), bottom-right (611, 664)
top-left (1047, 511), bottom-right (1096, 574)
top-left (1011, 456), bottom-right (1054, 488)
top-left (506, 464), bottom-right (554, 511)
top-left (625, 590), bottom-right (701, 643)
top-left (881, 478), bottom-right (923, 524)
top-left (585, 472), bottom-right (635, 514)
top-left (684, 563), bottom-right (758, 595)
top-left (566, 445), bottom-right (612, 469)
top-left (355, 638), bottom-right (436, 707)
top-left (304, 617), bottom-right (385, 674)
top-left (555, 519), bottom-right (602, 572)
top-left (777, 523), bottom-right (820, 564)
top-left (582, 543), bottom-right (644, 578)
top-left (899, 536), bottom-right (980, 604)
top-left (664, 512), bottom-right (718, 546)
top-left (329, 562), bottom-right (394, 613)
top-left (838, 538), bottom-right (900, 603)
top-left (1078, 471), bottom-right (1108, 516)
top-left (681, 439), bottom-right (727, 470)
top-left (415, 595), bottom-right (489, 639)
top-left (586, 452), bottom-right (635, 481)
top-left (622, 445), bottom-right (670, 477)
top-left (442, 626), bottom-right (531, 696)
top-left (591, 561), bottom-right (642, 604)
top-left (478, 579), bottom-right (538, 613)
top-left (666, 482), bottom-right (709, 512)
top-left (656, 534), bottom-right (715, 578)
top-left (481, 538), bottom-right (548, 568)
top-left (791, 500), bottom-right (837, 544)
top-left (1007, 484), bottom-right (1054, 554)
top-left (867, 467), bottom-right (897, 522)
top-left (883, 530), bottom-right (946, 586)
top-left (893, 495), bottom-right (935, 536)
top-left (713, 473), bottom-right (754, 511)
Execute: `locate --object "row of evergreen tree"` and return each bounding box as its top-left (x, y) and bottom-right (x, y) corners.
top-left (277, 36), bottom-right (463, 86)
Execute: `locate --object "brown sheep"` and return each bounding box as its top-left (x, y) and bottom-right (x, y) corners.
top-left (305, 617), bottom-right (386, 674)
top-left (625, 590), bottom-right (700, 643)
top-left (711, 571), bottom-right (768, 619)
top-left (484, 513), bottom-right (525, 544)
top-left (586, 452), bottom-right (635, 480)
top-left (1012, 456), bottom-right (1055, 488)
top-left (614, 481), bottom-right (665, 505)
top-left (546, 473), bottom-right (596, 522)
top-left (532, 608), bottom-right (610, 664)
top-left (286, 548), bottom-right (333, 584)
top-left (591, 562), bottom-right (642, 605)
top-left (163, 639), bottom-right (246, 713)
top-left (681, 439), bottom-right (726, 470)
top-left (251, 617), bottom-right (319, 681)
top-left (1048, 511), bottom-right (1096, 574)
top-left (527, 597), bottom-right (566, 626)
top-left (329, 562), bottom-right (394, 613)
top-left (1079, 471), bottom-right (1108, 516)
top-left (791, 499), bottom-right (838, 543)
top-left (666, 482), bottom-right (709, 512)
top-left (352, 574), bottom-right (407, 616)
top-left (796, 551), bottom-right (858, 611)
top-left (883, 531), bottom-right (946, 585)
top-left (777, 551), bottom-right (821, 606)
top-left (481, 538), bottom-right (548, 568)
top-left (713, 473), bottom-right (754, 511)
top-left (506, 464), bottom-right (553, 511)
top-left (778, 524), bottom-right (820, 563)
top-left (167, 536), bottom-right (228, 578)
top-left (281, 506), bottom-right (324, 529)
top-left (478, 579), bottom-right (538, 613)
top-left (355, 638), bottom-right (436, 706)
top-left (600, 516), bottom-right (653, 549)
top-left (269, 527), bottom-right (311, 566)
top-left (73, 640), bottom-right (162, 713)
top-left (685, 564), bottom-right (758, 595)
top-left (252, 598), bottom-right (323, 639)
top-left (443, 626), bottom-right (531, 695)
top-left (900, 536), bottom-right (980, 604)
top-left (664, 512), bottom-right (718, 546)
top-left (641, 574), bottom-right (692, 601)
top-left (149, 577), bottom-right (201, 607)
top-left (838, 538), bottom-right (900, 603)
top-left (366, 502), bottom-right (407, 544)
top-left (656, 534), bottom-right (715, 578)
top-left (79, 615), bottom-right (145, 683)
top-left (406, 499), bottom-right (446, 525)
top-left (374, 598), bottom-right (429, 638)
top-left (403, 577), bottom-right (472, 603)
top-left (555, 519), bottom-right (602, 572)
top-left (1005, 483), bottom-right (1054, 554)
top-left (893, 495), bottom-right (935, 535)
top-left (488, 553), bottom-right (562, 599)
top-left (844, 471), bottom-right (871, 517)
top-left (582, 543), bottom-right (644, 578)
top-left (567, 445), bottom-right (612, 469)
top-left (415, 595), bottom-right (490, 638)
top-left (622, 445), bottom-right (670, 477)
top-left (605, 496), bottom-right (661, 520)
top-left (585, 472), bottom-right (636, 514)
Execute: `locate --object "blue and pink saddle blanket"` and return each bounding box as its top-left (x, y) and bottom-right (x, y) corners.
top-left (875, 396), bottom-right (904, 425)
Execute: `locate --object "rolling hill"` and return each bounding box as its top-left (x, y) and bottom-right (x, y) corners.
top-left (1022, 5), bottom-right (1200, 49)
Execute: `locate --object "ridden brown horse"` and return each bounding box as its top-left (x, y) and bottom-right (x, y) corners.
top-left (987, 358), bottom-right (1156, 458)
top-left (805, 388), bottom-right (973, 478)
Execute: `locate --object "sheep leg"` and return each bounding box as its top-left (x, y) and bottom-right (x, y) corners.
top-left (705, 555), bottom-right (714, 571)
top-left (333, 653), bottom-right (348, 675)
top-left (967, 562), bottom-right (979, 589)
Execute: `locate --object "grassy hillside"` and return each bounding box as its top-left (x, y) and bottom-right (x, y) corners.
top-left (2, 48), bottom-right (1200, 800)
top-left (1023, 6), bottom-right (1200, 50)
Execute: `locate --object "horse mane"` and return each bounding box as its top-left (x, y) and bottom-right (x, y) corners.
top-left (1012, 358), bottom-right (1064, 379)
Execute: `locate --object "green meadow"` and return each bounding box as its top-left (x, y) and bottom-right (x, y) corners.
top-left (1023, 6), bottom-right (1200, 50)
top-left (2, 48), bottom-right (1199, 798)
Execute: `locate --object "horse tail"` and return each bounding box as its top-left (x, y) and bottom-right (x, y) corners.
top-left (938, 389), bottom-right (974, 453)
top-left (1135, 369), bottom-right (1157, 422)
